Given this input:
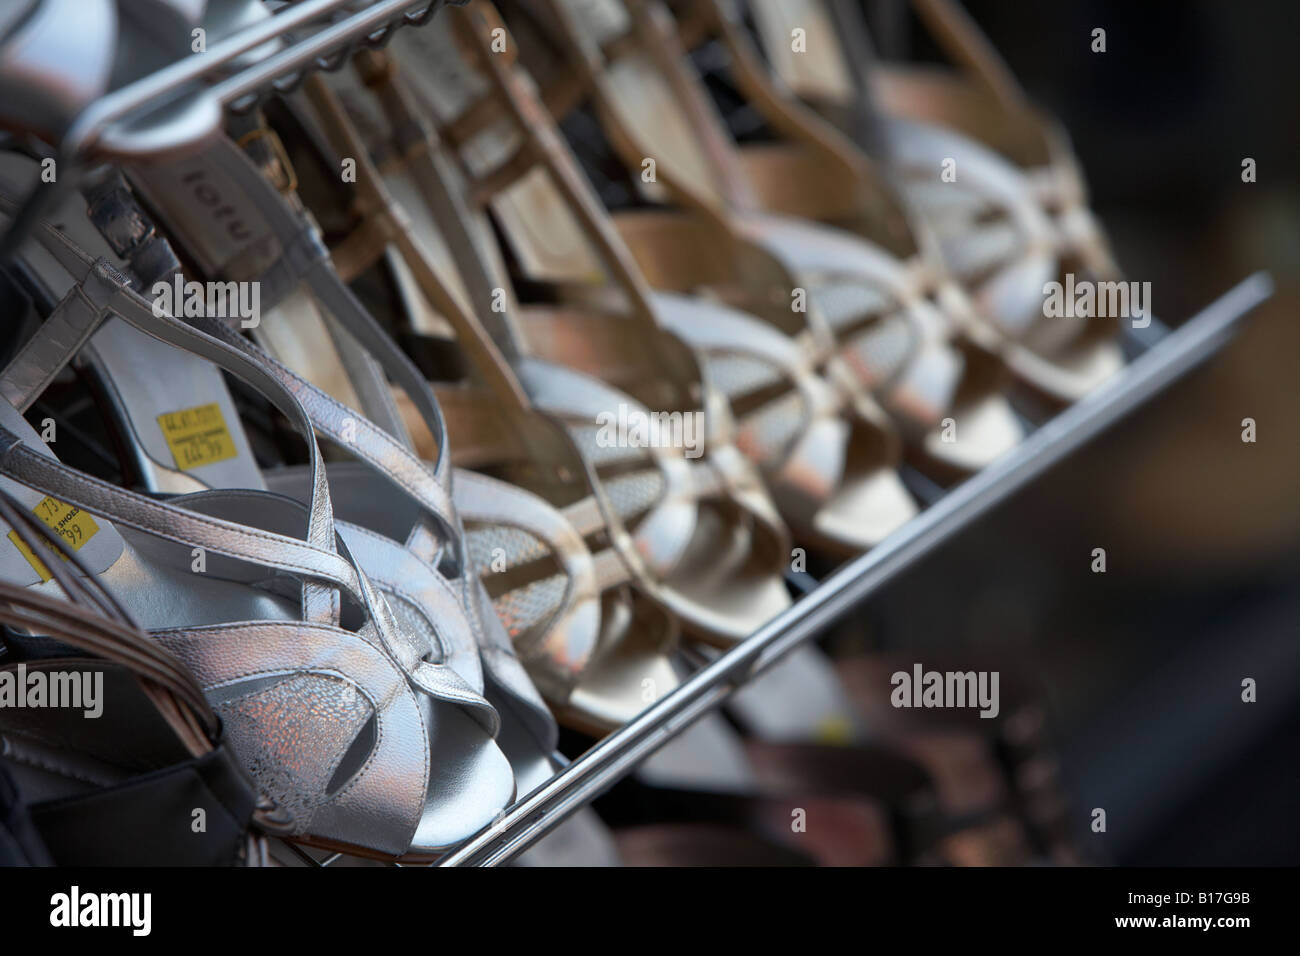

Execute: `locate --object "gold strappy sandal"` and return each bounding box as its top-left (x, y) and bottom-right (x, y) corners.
top-left (289, 42), bottom-right (798, 654)
top-left (506, 0), bottom-right (1023, 476)
top-left (367, 4), bottom-right (918, 557)
top-left (744, 0), bottom-right (1127, 404)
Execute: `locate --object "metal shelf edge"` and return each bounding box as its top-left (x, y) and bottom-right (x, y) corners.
top-left (435, 271), bottom-right (1275, 867)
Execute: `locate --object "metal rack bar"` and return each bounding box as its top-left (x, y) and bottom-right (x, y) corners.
top-left (436, 272), bottom-right (1275, 867)
top-left (0, 0), bottom-right (452, 257)
top-left (63, 0), bottom-right (443, 158)
top-left (64, 0), bottom-right (355, 157)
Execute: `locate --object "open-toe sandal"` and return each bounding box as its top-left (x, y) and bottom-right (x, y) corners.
top-left (395, 3), bottom-right (923, 555)
top-left (0, 204), bottom-right (508, 861)
top-left (744, 0), bottom-right (1128, 404)
top-left (509, 0), bottom-right (1023, 476)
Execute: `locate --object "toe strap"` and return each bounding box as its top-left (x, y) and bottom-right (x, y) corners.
top-left (153, 620), bottom-right (430, 858)
top-left (455, 468), bottom-right (601, 709)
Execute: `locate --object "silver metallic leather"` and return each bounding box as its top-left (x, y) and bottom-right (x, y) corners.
top-left (0, 201), bottom-right (510, 856)
top-left (120, 127), bottom-right (564, 758)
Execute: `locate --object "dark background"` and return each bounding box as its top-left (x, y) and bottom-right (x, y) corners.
top-left (861, 0), bottom-right (1300, 865)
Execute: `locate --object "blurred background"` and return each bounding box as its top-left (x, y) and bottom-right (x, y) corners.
top-left (854, 0), bottom-right (1300, 864)
top-left (546, 0), bottom-right (1300, 865)
top-left (5, 0), bottom-right (1293, 867)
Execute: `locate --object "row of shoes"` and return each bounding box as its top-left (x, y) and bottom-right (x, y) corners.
top-left (0, 0), bottom-right (1123, 864)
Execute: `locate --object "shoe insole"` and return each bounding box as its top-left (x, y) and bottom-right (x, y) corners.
top-left (0, 395), bottom-right (298, 630)
top-left (0, 152), bottom-right (275, 495)
top-left (554, 0), bottom-right (733, 208)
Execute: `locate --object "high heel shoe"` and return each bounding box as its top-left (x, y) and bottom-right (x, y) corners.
top-left (505, 0), bottom-right (1023, 476)
top-left (76, 119), bottom-right (618, 856)
top-left (743, 0), bottom-right (1127, 404)
top-left (0, 206), bottom-right (508, 860)
top-left (341, 3), bottom-right (918, 556)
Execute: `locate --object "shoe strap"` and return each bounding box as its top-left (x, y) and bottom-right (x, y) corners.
top-left (0, 417), bottom-right (359, 620)
top-left (502, 344), bottom-right (788, 593)
top-left (300, 69), bottom-right (537, 409)
top-left (151, 133), bottom-right (454, 475)
top-left (0, 265), bottom-right (107, 414)
top-left (120, 133), bottom-right (465, 565)
top-left (189, 314), bottom-right (461, 566)
top-left (0, 204), bottom-right (367, 626)
top-left (454, 468), bottom-right (601, 704)
top-left (152, 617), bottom-right (430, 857)
top-left (1, 173), bottom-right (494, 697)
top-left (365, 15), bottom-right (675, 354)
top-left (907, 0), bottom-right (1028, 116)
top-left (0, 488), bottom-right (219, 752)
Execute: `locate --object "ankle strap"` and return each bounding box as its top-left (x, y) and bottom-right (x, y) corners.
top-left (0, 202), bottom-right (366, 626)
top-left (0, 261), bottom-right (115, 413)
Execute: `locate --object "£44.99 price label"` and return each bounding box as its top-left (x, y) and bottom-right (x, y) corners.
top-left (157, 402), bottom-right (238, 471)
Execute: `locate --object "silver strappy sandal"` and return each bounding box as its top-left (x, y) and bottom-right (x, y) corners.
top-left (74, 134), bottom-right (616, 855)
top-left (0, 204), bottom-right (512, 860)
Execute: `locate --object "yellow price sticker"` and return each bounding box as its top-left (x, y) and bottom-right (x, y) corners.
top-left (8, 496), bottom-right (100, 582)
top-left (157, 402), bottom-right (238, 471)
top-left (813, 715), bottom-right (854, 746)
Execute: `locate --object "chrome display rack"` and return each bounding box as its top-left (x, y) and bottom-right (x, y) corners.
top-left (434, 272), bottom-right (1274, 866)
top-left (1, 0), bottom-right (1274, 869)
top-left (0, 0), bottom-right (453, 256)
